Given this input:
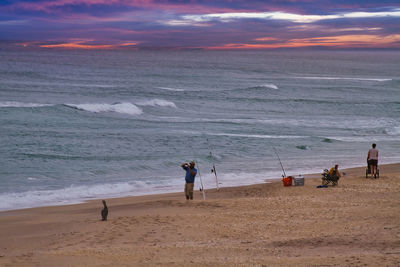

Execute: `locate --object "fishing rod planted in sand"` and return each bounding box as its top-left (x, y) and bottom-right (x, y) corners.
top-left (194, 160), bottom-right (206, 200)
top-left (273, 147), bottom-right (287, 178)
top-left (206, 138), bottom-right (220, 191)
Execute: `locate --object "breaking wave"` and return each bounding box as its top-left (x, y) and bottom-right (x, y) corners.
top-left (0, 101), bottom-right (52, 108)
top-left (157, 86), bottom-right (185, 92)
top-left (1, 99), bottom-right (176, 115)
top-left (384, 126), bottom-right (400, 135)
top-left (206, 132), bottom-right (304, 139)
top-left (294, 76), bottom-right (392, 82)
top-left (245, 84), bottom-right (279, 90)
top-left (0, 181), bottom-right (179, 211)
top-left (65, 102), bottom-right (143, 115)
top-left (137, 99), bottom-right (177, 108)
top-left (261, 83), bottom-right (279, 90)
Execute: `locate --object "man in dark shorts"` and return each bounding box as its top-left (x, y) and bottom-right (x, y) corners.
top-left (181, 161), bottom-right (197, 200)
top-left (367, 143), bottom-right (379, 178)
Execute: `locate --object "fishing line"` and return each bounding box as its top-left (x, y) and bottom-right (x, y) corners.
top-left (273, 146), bottom-right (286, 177)
top-left (206, 138), bottom-right (220, 191)
top-left (194, 160), bottom-right (206, 200)
top-left (189, 140), bottom-right (206, 200)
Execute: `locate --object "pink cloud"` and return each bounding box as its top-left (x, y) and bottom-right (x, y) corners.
top-left (207, 34), bottom-right (400, 49)
top-left (39, 41), bottom-right (138, 49)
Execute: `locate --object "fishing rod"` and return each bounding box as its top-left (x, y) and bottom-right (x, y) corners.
top-left (273, 147), bottom-right (287, 177)
top-left (206, 138), bottom-right (220, 191)
top-left (194, 159), bottom-right (206, 200)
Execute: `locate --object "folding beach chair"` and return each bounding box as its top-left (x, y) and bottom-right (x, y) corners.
top-left (321, 169), bottom-right (339, 186)
top-left (366, 160), bottom-right (379, 178)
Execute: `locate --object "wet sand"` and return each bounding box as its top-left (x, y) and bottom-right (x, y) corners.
top-left (1, 163), bottom-right (399, 266)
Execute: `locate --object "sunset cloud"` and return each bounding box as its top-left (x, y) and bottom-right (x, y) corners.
top-left (210, 34), bottom-right (400, 49)
top-left (163, 9), bottom-right (400, 26)
top-left (40, 43), bottom-right (116, 49)
top-left (39, 41), bottom-right (138, 49)
top-left (0, 0), bottom-right (399, 49)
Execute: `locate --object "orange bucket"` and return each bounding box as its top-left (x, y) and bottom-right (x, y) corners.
top-left (282, 176), bottom-right (293, 186)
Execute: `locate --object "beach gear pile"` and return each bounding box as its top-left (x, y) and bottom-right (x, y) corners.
top-left (282, 175), bottom-right (304, 187)
top-left (282, 176), bottom-right (294, 186)
top-left (294, 175), bottom-right (304, 186)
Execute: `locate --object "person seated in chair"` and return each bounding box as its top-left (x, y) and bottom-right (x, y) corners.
top-left (328, 164), bottom-right (341, 181)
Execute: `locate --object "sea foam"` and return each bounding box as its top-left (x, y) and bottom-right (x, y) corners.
top-left (0, 101), bottom-right (52, 108)
top-left (0, 170), bottom-right (275, 211)
top-left (137, 99), bottom-right (177, 108)
top-left (385, 126), bottom-right (400, 135)
top-left (261, 83), bottom-right (279, 90)
top-left (294, 76), bottom-right (392, 82)
top-left (157, 86), bottom-right (185, 92)
top-left (207, 132), bottom-right (304, 139)
top-left (66, 102), bottom-right (143, 115)
top-left (0, 180), bottom-right (179, 211)
top-left (240, 84), bottom-right (279, 91)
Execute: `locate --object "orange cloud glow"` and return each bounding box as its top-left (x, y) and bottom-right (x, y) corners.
top-left (207, 34), bottom-right (400, 49)
top-left (40, 43), bottom-right (115, 49)
top-left (253, 37), bottom-right (279, 41)
top-left (39, 42), bottom-right (137, 49)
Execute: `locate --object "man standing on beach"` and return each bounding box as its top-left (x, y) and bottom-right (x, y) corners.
top-left (181, 161), bottom-right (197, 200)
top-left (367, 143), bottom-right (379, 178)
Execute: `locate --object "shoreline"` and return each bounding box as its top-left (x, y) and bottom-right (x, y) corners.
top-left (1, 163), bottom-right (399, 266)
top-left (3, 160), bottom-right (399, 213)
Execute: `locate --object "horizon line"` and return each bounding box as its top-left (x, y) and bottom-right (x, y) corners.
top-left (1, 41), bottom-right (400, 51)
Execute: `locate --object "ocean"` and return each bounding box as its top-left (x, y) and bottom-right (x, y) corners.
top-left (1, 48), bottom-right (399, 211)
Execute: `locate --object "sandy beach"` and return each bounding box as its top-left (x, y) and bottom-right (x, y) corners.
top-left (1, 163), bottom-right (399, 266)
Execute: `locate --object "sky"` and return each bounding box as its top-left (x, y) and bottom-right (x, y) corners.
top-left (1, 0), bottom-right (400, 50)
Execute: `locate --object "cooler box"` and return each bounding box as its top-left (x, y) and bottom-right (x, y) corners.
top-left (294, 175), bottom-right (304, 186)
top-left (282, 176), bottom-right (293, 186)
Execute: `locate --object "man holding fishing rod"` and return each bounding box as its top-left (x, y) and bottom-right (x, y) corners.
top-left (181, 161), bottom-right (197, 200)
